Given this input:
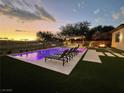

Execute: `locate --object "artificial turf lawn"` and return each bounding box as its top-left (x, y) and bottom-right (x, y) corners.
top-left (0, 54), bottom-right (124, 93)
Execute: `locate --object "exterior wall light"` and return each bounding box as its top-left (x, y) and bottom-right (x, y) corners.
top-left (119, 32), bottom-right (123, 41)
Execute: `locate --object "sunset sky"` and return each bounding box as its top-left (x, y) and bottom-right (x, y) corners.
top-left (0, 0), bottom-right (124, 40)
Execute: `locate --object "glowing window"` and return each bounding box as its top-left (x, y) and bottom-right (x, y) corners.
top-left (115, 32), bottom-right (120, 42)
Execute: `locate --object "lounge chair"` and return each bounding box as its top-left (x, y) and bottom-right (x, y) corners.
top-left (56, 48), bottom-right (74, 61)
top-left (71, 47), bottom-right (79, 56)
top-left (66, 48), bottom-right (75, 60)
top-left (57, 47), bottom-right (79, 61)
top-left (67, 47), bottom-right (79, 59)
top-left (45, 49), bottom-right (69, 66)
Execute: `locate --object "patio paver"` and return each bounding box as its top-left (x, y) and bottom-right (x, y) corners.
top-left (83, 49), bottom-right (104, 63)
top-left (104, 52), bottom-right (115, 57)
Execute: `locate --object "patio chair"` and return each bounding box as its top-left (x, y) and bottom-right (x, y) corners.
top-left (66, 48), bottom-right (75, 60)
top-left (57, 47), bottom-right (79, 61)
top-left (55, 48), bottom-right (75, 61)
top-left (45, 49), bottom-right (69, 66)
top-left (72, 47), bottom-right (79, 55)
top-left (68, 47), bottom-right (79, 58)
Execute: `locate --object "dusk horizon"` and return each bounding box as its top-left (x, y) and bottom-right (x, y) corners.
top-left (0, 1), bottom-right (124, 92)
top-left (0, 0), bottom-right (124, 40)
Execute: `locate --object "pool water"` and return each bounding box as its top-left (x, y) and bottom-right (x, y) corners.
top-left (12, 47), bottom-right (84, 61)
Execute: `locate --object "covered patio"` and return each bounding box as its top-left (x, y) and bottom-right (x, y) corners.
top-left (64, 36), bottom-right (86, 47)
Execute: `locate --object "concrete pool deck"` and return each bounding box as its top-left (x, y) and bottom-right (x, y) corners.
top-left (8, 48), bottom-right (87, 75)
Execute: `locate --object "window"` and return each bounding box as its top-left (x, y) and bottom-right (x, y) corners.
top-left (115, 32), bottom-right (120, 42)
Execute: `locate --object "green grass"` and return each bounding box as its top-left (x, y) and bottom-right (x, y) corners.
top-left (0, 50), bottom-right (124, 93)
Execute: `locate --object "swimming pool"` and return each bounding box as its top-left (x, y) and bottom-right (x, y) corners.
top-left (9, 47), bottom-right (87, 74)
top-left (11, 47), bottom-right (85, 61)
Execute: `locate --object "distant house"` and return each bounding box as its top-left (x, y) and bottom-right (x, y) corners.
top-left (111, 24), bottom-right (124, 50)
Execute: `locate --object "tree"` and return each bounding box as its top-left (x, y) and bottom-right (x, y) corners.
top-left (37, 31), bottom-right (64, 43)
top-left (90, 25), bottom-right (114, 33)
top-left (102, 26), bottom-right (115, 32)
top-left (37, 31), bottom-right (54, 42)
top-left (59, 21), bottom-right (91, 38)
top-left (60, 24), bottom-right (75, 36)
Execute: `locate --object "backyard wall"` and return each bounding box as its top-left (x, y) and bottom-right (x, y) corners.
top-left (0, 40), bottom-right (63, 56)
top-left (112, 27), bottom-right (124, 50)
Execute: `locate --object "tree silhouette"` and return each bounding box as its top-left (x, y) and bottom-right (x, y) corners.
top-left (60, 21), bottom-right (91, 38)
top-left (37, 31), bottom-right (54, 42)
top-left (59, 22), bottom-right (114, 40)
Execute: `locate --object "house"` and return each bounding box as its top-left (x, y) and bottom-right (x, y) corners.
top-left (111, 24), bottom-right (124, 50)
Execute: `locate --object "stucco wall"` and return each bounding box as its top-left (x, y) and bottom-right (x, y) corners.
top-left (112, 27), bottom-right (124, 50)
